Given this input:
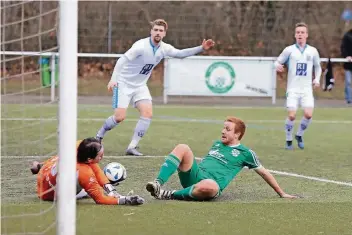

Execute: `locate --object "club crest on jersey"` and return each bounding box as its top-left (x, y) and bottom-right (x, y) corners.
top-left (231, 149), bottom-right (240, 157)
top-left (306, 55), bottom-right (312, 61)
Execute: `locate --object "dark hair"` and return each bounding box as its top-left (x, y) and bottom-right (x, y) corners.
top-left (77, 137), bottom-right (102, 163)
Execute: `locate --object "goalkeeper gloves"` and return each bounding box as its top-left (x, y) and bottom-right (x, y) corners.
top-left (118, 195), bottom-right (145, 205)
top-left (103, 183), bottom-right (121, 198)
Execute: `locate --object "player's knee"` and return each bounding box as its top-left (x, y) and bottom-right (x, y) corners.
top-left (171, 144), bottom-right (192, 162)
top-left (174, 144), bottom-right (191, 153)
top-left (303, 112), bottom-right (313, 119)
top-left (304, 114), bottom-right (312, 119)
top-left (114, 113), bottom-right (125, 123)
top-left (195, 180), bottom-right (219, 198)
top-left (141, 110), bottom-right (153, 119)
top-left (288, 114), bottom-right (296, 121)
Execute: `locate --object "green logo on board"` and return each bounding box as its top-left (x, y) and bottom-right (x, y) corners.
top-left (205, 62), bottom-right (235, 94)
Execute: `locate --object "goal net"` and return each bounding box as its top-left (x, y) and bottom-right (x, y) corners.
top-left (1, 1), bottom-right (77, 234)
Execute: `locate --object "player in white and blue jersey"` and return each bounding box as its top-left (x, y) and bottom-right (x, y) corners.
top-left (95, 19), bottom-right (215, 156)
top-left (274, 22), bottom-right (322, 150)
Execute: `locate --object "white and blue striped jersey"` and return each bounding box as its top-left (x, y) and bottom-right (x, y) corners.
top-left (112, 37), bottom-right (203, 87)
top-left (275, 44), bottom-right (322, 92)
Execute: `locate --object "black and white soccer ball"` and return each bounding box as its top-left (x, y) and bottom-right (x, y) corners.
top-left (103, 162), bottom-right (127, 184)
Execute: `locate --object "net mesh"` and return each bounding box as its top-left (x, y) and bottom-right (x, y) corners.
top-left (1, 1), bottom-right (59, 234)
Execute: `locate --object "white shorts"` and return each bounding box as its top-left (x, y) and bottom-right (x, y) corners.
top-left (286, 91), bottom-right (314, 110)
top-left (112, 83), bottom-right (152, 109)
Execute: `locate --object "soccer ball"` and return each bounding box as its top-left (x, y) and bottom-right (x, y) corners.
top-left (103, 162), bottom-right (127, 184)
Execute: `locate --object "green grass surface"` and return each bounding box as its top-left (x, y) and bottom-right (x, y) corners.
top-left (1, 105), bottom-right (352, 235)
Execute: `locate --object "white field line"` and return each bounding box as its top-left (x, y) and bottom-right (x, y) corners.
top-left (5, 103), bottom-right (352, 110)
top-left (2, 117), bottom-right (352, 124)
top-left (2, 155), bottom-right (352, 187)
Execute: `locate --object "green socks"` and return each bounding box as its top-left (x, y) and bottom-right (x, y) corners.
top-left (156, 154), bottom-right (180, 185)
top-left (172, 185), bottom-right (195, 200)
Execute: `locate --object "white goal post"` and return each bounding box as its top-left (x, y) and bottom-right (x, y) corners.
top-left (57, 1), bottom-right (78, 235)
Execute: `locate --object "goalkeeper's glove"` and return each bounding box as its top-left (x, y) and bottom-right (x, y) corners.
top-left (118, 195), bottom-right (145, 206)
top-left (103, 183), bottom-right (121, 198)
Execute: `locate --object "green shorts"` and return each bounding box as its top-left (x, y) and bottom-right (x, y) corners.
top-left (177, 158), bottom-right (221, 198)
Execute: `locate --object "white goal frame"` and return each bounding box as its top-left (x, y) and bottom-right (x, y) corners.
top-left (57, 1), bottom-right (78, 235)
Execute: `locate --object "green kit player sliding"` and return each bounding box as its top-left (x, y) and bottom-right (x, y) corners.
top-left (146, 116), bottom-right (299, 200)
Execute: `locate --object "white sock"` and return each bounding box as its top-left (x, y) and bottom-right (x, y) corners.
top-left (96, 116), bottom-right (118, 138)
top-left (76, 189), bottom-right (88, 199)
top-left (128, 117), bottom-right (151, 149)
top-left (296, 117), bottom-right (312, 136)
top-left (285, 118), bottom-right (295, 141)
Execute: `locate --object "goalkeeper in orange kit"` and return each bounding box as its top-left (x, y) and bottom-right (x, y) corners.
top-left (30, 137), bottom-right (144, 205)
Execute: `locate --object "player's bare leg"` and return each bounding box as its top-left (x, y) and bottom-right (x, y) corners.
top-left (146, 144), bottom-right (194, 197)
top-left (126, 100), bottom-right (152, 156)
top-left (96, 108), bottom-right (127, 143)
top-left (295, 107), bottom-right (313, 149)
top-left (285, 110), bottom-right (296, 150)
top-left (145, 144), bottom-right (219, 200)
top-left (170, 179), bottom-right (219, 201)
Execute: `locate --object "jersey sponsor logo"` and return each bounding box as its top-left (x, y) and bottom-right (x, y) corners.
top-left (208, 149), bottom-right (228, 164)
top-left (89, 177), bottom-right (95, 184)
top-left (296, 63), bottom-right (307, 76)
top-left (139, 64), bottom-right (154, 75)
top-left (205, 62), bottom-right (235, 94)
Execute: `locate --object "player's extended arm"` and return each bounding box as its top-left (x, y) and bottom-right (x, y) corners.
top-left (78, 168), bottom-right (144, 205)
top-left (274, 47), bottom-right (291, 72)
top-left (166, 45), bottom-right (204, 58)
top-left (78, 171), bottom-right (119, 205)
top-left (313, 50), bottom-right (322, 85)
top-left (89, 163), bottom-right (121, 197)
top-left (254, 167), bottom-right (298, 199)
top-left (89, 163), bottom-right (110, 186)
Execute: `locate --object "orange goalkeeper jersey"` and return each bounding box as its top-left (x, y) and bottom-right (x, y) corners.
top-left (37, 156), bottom-right (119, 205)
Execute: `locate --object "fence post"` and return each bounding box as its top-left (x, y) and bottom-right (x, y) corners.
top-left (51, 54), bottom-right (56, 102)
top-left (107, 1), bottom-right (112, 53)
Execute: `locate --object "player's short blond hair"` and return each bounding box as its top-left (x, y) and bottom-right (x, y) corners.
top-left (225, 116), bottom-right (246, 140)
top-left (295, 22), bottom-right (308, 32)
top-left (150, 19), bottom-right (168, 31)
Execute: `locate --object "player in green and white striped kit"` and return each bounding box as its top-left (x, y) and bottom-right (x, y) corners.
top-left (146, 116), bottom-right (298, 200)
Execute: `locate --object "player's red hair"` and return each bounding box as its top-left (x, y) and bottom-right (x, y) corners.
top-left (225, 116), bottom-right (246, 140)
